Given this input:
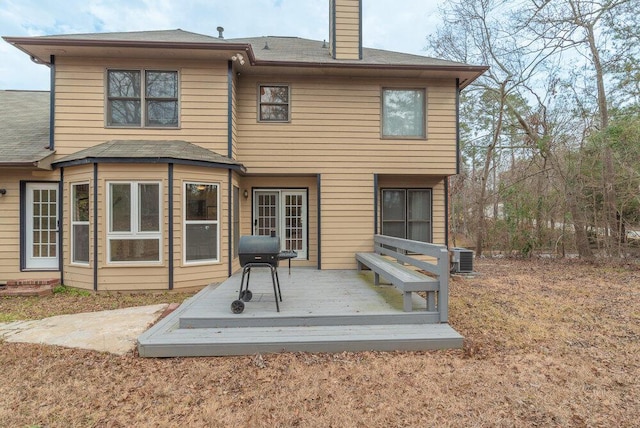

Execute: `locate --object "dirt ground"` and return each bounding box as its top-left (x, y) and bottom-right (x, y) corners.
top-left (0, 258), bottom-right (638, 427)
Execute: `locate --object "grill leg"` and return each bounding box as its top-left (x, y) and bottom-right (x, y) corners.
top-left (269, 266), bottom-right (280, 312)
top-left (239, 266), bottom-right (251, 300)
top-left (274, 268), bottom-right (282, 301)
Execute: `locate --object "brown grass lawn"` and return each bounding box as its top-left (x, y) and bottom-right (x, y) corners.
top-left (0, 258), bottom-right (638, 427)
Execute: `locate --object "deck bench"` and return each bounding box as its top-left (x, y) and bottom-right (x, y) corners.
top-left (356, 235), bottom-right (450, 321)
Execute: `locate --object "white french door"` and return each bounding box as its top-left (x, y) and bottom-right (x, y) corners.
top-left (25, 182), bottom-right (59, 270)
top-left (254, 189), bottom-right (307, 259)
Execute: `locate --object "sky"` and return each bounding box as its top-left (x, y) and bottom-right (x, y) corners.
top-left (0, 0), bottom-right (446, 90)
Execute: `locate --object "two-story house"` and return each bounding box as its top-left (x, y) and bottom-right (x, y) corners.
top-left (1, 0), bottom-right (486, 292)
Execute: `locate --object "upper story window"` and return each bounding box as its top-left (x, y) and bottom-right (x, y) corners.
top-left (107, 70), bottom-right (179, 128)
top-left (258, 84), bottom-right (290, 122)
top-left (381, 88), bottom-right (426, 139)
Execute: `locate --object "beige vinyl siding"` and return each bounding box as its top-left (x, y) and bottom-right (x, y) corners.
top-left (321, 173), bottom-right (374, 268)
top-left (0, 169), bottom-right (61, 281)
top-left (53, 57), bottom-right (229, 159)
top-left (239, 176), bottom-right (318, 268)
top-left (172, 165), bottom-right (230, 289)
top-left (237, 74), bottom-right (456, 269)
top-left (332, 0), bottom-right (361, 60)
top-left (236, 76), bottom-right (457, 174)
top-left (62, 165), bottom-right (94, 290)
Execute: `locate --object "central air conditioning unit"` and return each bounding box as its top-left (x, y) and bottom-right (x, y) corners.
top-left (451, 247), bottom-right (474, 273)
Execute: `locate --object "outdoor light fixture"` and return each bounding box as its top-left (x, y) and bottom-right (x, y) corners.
top-left (243, 189), bottom-right (249, 199)
top-left (231, 53), bottom-right (245, 65)
top-left (0, 189), bottom-right (6, 195)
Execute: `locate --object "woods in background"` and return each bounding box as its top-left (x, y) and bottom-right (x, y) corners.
top-left (428, 0), bottom-right (639, 258)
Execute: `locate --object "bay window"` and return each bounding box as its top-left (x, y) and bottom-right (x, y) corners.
top-left (184, 183), bottom-right (219, 263)
top-left (71, 183), bottom-right (89, 264)
top-left (108, 182), bottom-right (161, 263)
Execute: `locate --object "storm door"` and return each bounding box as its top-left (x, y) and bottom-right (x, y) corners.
top-left (25, 183), bottom-right (59, 270)
top-left (253, 190), bottom-right (307, 259)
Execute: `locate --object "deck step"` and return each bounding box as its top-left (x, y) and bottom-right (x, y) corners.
top-left (179, 312), bottom-right (439, 328)
top-left (138, 322), bottom-right (463, 357)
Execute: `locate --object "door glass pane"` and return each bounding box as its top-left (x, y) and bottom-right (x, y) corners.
top-left (408, 190), bottom-right (431, 242)
top-left (284, 194), bottom-right (303, 251)
top-left (382, 190), bottom-right (405, 220)
top-left (382, 190), bottom-right (406, 238)
top-left (256, 193), bottom-right (278, 236)
top-left (111, 184), bottom-right (131, 232)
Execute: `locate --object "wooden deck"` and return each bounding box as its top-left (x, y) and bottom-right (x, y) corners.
top-left (137, 268), bottom-right (463, 357)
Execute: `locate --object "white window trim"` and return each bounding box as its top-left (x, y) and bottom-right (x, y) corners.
top-left (71, 182), bottom-right (90, 266)
top-left (183, 182), bottom-right (220, 265)
top-left (105, 69), bottom-right (180, 129)
top-left (106, 181), bottom-right (162, 265)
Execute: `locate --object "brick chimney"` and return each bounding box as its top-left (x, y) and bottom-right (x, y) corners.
top-left (329, 0), bottom-right (362, 60)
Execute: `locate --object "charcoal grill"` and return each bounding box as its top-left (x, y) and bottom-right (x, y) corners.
top-left (231, 235), bottom-right (284, 314)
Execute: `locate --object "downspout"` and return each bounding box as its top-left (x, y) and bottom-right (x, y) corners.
top-left (227, 60), bottom-right (234, 277)
top-left (168, 163), bottom-right (174, 290)
top-left (19, 181), bottom-right (25, 270)
top-left (444, 177), bottom-right (449, 247)
top-left (373, 174), bottom-right (378, 235)
top-left (358, 0), bottom-right (363, 60)
top-left (317, 174), bottom-right (322, 270)
top-left (227, 60), bottom-right (234, 159)
top-left (228, 170), bottom-right (233, 277)
top-left (49, 55), bottom-right (55, 150)
top-left (455, 78), bottom-right (460, 175)
top-left (93, 163), bottom-right (98, 291)
top-left (58, 168), bottom-right (64, 283)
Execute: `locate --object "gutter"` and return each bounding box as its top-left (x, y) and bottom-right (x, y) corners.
top-left (3, 36), bottom-right (489, 88)
top-left (2, 36), bottom-right (254, 65)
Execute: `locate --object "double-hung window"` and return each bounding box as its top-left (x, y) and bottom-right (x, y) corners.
top-left (71, 183), bottom-right (89, 264)
top-left (107, 70), bottom-right (178, 127)
top-left (184, 183), bottom-right (219, 263)
top-left (381, 189), bottom-right (432, 242)
top-left (258, 84), bottom-right (290, 122)
top-left (381, 88), bottom-right (426, 138)
top-left (108, 182), bottom-right (161, 263)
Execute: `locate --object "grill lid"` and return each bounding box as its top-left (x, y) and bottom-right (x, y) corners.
top-left (238, 235), bottom-right (281, 267)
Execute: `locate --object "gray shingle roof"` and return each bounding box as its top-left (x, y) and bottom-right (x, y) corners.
top-left (7, 29), bottom-right (484, 70)
top-left (230, 36), bottom-right (471, 67)
top-left (0, 90), bottom-right (53, 166)
top-left (37, 29), bottom-right (225, 44)
top-left (52, 140), bottom-right (245, 171)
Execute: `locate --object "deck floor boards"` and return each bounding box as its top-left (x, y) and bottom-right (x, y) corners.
top-left (138, 268), bottom-right (463, 357)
